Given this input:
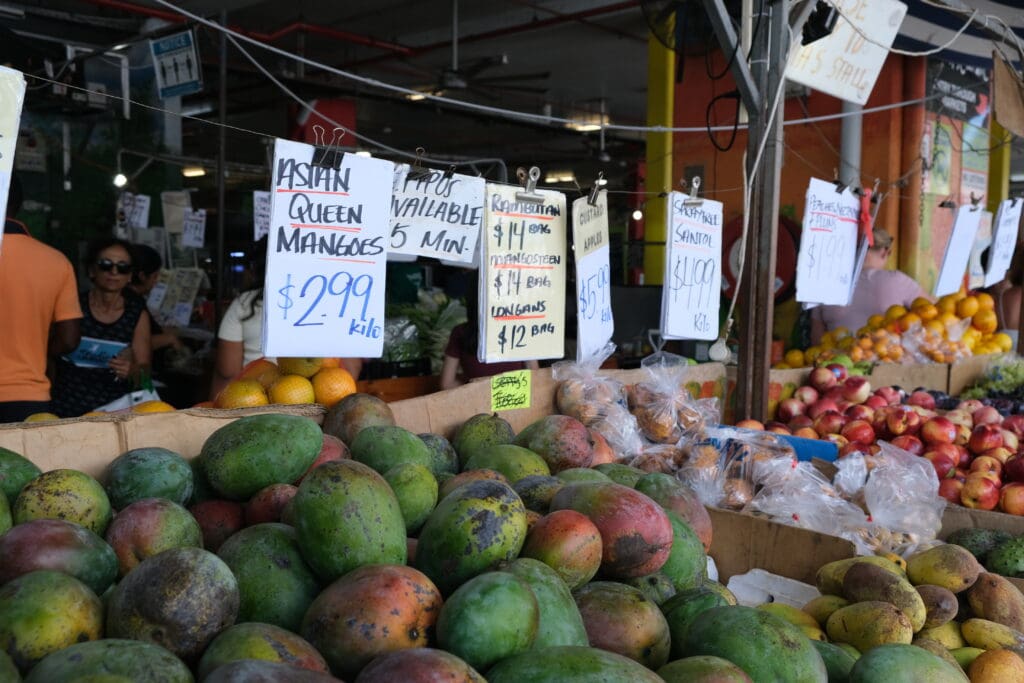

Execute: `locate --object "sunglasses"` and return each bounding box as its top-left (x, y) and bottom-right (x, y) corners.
top-left (96, 259), bottom-right (132, 275)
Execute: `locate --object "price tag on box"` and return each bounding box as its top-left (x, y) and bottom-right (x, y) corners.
top-left (572, 192), bottom-right (613, 358)
top-left (491, 369), bottom-right (531, 412)
top-left (662, 191), bottom-right (723, 340)
top-left (796, 178), bottom-right (860, 305)
top-left (262, 138), bottom-right (394, 358)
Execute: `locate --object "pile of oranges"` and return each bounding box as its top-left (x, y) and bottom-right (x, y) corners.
top-left (215, 357), bottom-right (357, 409)
top-left (778, 291), bottom-right (1013, 369)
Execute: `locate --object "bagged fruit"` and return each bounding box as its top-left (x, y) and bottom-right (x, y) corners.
top-left (627, 352), bottom-right (708, 444)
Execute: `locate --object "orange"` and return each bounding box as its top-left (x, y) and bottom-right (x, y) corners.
top-left (884, 305), bottom-right (907, 322)
top-left (924, 319), bottom-right (946, 336)
top-left (897, 312), bottom-right (922, 332)
top-left (268, 374), bottom-right (315, 404)
top-left (911, 296), bottom-right (933, 311)
top-left (238, 358), bottom-right (280, 389)
top-left (915, 303), bottom-right (938, 321)
top-left (804, 346), bottom-right (822, 364)
top-left (216, 379), bottom-right (270, 409)
top-left (773, 362), bottom-right (791, 369)
top-left (832, 326), bottom-right (850, 340)
top-left (994, 332), bottom-right (1014, 352)
top-left (319, 357), bottom-right (342, 369)
top-left (311, 367), bottom-right (357, 407)
top-left (276, 357), bottom-right (324, 378)
top-left (784, 349), bottom-right (805, 367)
top-left (938, 312), bottom-right (960, 328)
top-left (132, 400), bottom-right (175, 414)
top-left (956, 296), bottom-right (979, 318)
top-left (976, 291), bottom-right (995, 311)
top-left (24, 412), bottom-right (60, 422)
top-left (972, 309), bottom-right (998, 335)
top-left (866, 314), bottom-right (885, 329)
top-left (192, 400), bottom-right (215, 409)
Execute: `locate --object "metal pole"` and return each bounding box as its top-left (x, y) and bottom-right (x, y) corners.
top-left (839, 101), bottom-right (863, 187)
top-left (215, 9), bottom-right (227, 324)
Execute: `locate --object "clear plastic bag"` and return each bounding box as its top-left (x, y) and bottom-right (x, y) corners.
top-left (628, 351), bottom-right (707, 444)
top-left (861, 440), bottom-right (944, 543)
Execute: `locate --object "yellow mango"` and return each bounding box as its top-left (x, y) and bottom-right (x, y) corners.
top-left (906, 545), bottom-right (982, 594)
top-left (918, 621), bottom-right (967, 650)
top-left (843, 562), bottom-right (927, 632)
top-left (803, 595), bottom-right (850, 628)
top-left (826, 601), bottom-right (913, 653)
top-left (816, 556), bottom-right (905, 596)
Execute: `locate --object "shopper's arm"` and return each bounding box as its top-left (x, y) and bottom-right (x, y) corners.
top-left (210, 339), bottom-right (244, 399)
top-left (439, 355), bottom-right (462, 390)
top-left (49, 318), bottom-right (81, 356)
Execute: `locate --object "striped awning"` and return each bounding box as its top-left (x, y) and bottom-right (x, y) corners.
top-left (894, 0), bottom-right (1024, 69)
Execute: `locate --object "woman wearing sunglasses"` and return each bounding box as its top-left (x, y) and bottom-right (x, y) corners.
top-left (52, 238), bottom-right (152, 417)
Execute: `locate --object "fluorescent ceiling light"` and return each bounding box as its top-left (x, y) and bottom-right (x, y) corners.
top-left (405, 91), bottom-right (428, 101)
top-left (566, 111), bottom-right (607, 132)
top-left (182, 166), bottom-right (206, 178)
top-left (354, 150), bottom-right (373, 158)
top-left (544, 170), bottom-right (576, 184)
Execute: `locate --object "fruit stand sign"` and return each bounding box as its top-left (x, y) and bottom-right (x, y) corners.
top-left (572, 191), bottom-right (613, 359)
top-left (389, 164), bottom-right (484, 263)
top-left (181, 208), bottom-right (206, 248)
top-left (491, 369), bottom-right (531, 411)
top-left (262, 138), bottom-right (394, 358)
top-left (984, 198), bottom-right (1023, 287)
top-left (479, 183), bottom-right (566, 362)
top-left (0, 66), bottom-right (26, 257)
top-left (661, 191), bottom-right (723, 340)
top-left (935, 206), bottom-right (983, 297)
top-left (796, 178), bottom-right (860, 306)
top-left (253, 190), bottom-right (271, 241)
top-left (786, 0), bottom-right (907, 105)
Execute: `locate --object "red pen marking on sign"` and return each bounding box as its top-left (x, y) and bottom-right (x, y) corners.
top-left (276, 189), bottom-right (350, 196)
top-left (810, 211), bottom-right (856, 223)
top-left (317, 257), bottom-right (376, 264)
top-left (494, 315), bottom-right (546, 321)
top-left (673, 242), bottom-right (712, 252)
top-left (492, 264), bottom-right (555, 270)
top-left (493, 211), bottom-right (554, 220)
top-left (809, 228), bottom-right (833, 233)
top-left (291, 223), bottom-right (361, 233)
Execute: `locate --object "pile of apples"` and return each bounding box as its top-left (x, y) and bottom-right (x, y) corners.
top-left (755, 363), bottom-right (1024, 515)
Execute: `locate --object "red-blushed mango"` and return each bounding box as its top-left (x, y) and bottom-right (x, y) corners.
top-left (354, 647), bottom-right (485, 683)
top-left (438, 468), bottom-right (507, 500)
top-left (13, 468), bottom-right (112, 535)
top-left (550, 482), bottom-right (672, 578)
top-left (486, 645), bottom-right (664, 683)
top-left (0, 518), bottom-right (117, 595)
top-left (322, 392), bottom-right (396, 445)
top-left (203, 659), bottom-right (342, 682)
top-left (634, 472), bottom-right (713, 551)
top-left (589, 430), bottom-right (616, 466)
top-left (189, 499), bottom-right (244, 552)
top-left (245, 483), bottom-right (298, 525)
top-left (574, 581), bottom-right (671, 670)
top-left (658, 655), bottom-right (754, 682)
top-left (515, 415), bottom-right (595, 472)
top-left (301, 564), bottom-right (442, 679)
top-left (294, 434), bottom-right (349, 486)
top-left (520, 509), bottom-right (602, 590)
top-left (24, 639), bottom-right (192, 683)
top-left (105, 497), bottom-right (202, 576)
top-left (197, 622), bottom-right (329, 680)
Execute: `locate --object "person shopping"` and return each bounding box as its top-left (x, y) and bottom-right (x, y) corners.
top-left (52, 238), bottom-right (151, 417)
top-left (811, 227), bottom-right (931, 344)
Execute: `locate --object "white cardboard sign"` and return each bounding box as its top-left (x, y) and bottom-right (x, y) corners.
top-left (181, 208), bottom-right (206, 248)
top-left (796, 178), bottom-right (860, 306)
top-left (935, 206), bottom-right (983, 297)
top-left (786, 0), bottom-right (907, 105)
top-left (0, 66), bottom-right (26, 257)
top-left (262, 138), bottom-right (394, 358)
top-left (572, 192), bottom-right (613, 359)
top-left (662, 191), bottom-right (723, 340)
top-left (253, 190), bottom-right (271, 241)
top-left (125, 193), bottom-right (151, 229)
top-left (984, 199), bottom-right (1022, 287)
top-left (389, 164), bottom-right (484, 263)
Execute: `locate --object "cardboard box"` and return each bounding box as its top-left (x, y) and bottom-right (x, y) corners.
top-left (948, 353), bottom-right (1006, 397)
top-left (868, 362), bottom-right (948, 394)
top-left (938, 504), bottom-right (1024, 592)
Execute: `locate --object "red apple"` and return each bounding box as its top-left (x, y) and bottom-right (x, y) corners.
top-left (824, 386), bottom-right (845, 402)
top-left (871, 407), bottom-right (892, 438)
top-left (767, 423), bottom-right (792, 435)
top-left (970, 455), bottom-right (1003, 477)
top-left (788, 415), bottom-right (814, 430)
top-left (808, 398), bottom-right (840, 419)
top-left (890, 434), bottom-right (924, 455)
top-left (954, 423), bottom-right (972, 447)
top-left (839, 442), bottom-right (865, 458)
top-left (945, 410), bottom-right (973, 428)
top-left (827, 363), bottom-right (849, 382)
top-left (865, 394), bottom-right (888, 410)
top-left (1004, 454), bottom-right (1024, 483)
top-left (809, 367), bottom-right (838, 393)
top-left (834, 400), bottom-right (853, 414)
top-left (972, 406), bottom-right (1003, 427)
top-left (1000, 482), bottom-right (1024, 515)
top-left (1002, 429), bottom-right (1020, 453)
top-left (958, 399), bottom-right (985, 413)
top-left (887, 408), bottom-right (912, 437)
top-left (822, 433), bottom-right (849, 448)
top-left (814, 411), bottom-right (847, 437)
top-left (938, 478), bottom-right (964, 504)
top-left (924, 451), bottom-right (958, 479)
top-left (968, 470), bottom-right (1003, 487)
top-left (953, 445), bottom-right (972, 468)
top-left (1003, 414), bottom-right (1024, 438)
top-left (776, 398), bottom-right (806, 423)
top-left (736, 419), bottom-right (764, 431)
top-left (845, 404), bottom-right (875, 422)
top-left (793, 427), bottom-right (819, 440)
top-left (874, 386), bottom-right (902, 406)
top-left (921, 416), bottom-right (957, 446)
top-left (980, 447), bottom-right (1014, 465)
top-left (969, 424), bottom-right (1004, 454)
top-left (841, 419), bottom-right (875, 445)
top-left (909, 406), bottom-right (938, 421)
top-left (954, 468), bottom-right (970, 482)
top-left (863, 442), bottom-right (881, 455)
top-left (794, 385), bottom-right (819, 405)
top-left (961, 476), bottom-right (1001, 510)
top-left (841, 377), bottom-right (872, 405)
top-left (907, 390), bottom-right (936, 410)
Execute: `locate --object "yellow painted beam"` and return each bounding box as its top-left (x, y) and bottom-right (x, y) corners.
top-left (642, 32), bottom-right (675, 285)
top-left (988, 119), bottom-right (1011, 212)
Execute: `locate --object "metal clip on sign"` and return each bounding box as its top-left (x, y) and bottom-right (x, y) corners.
top-left (407, 146), bottom-right (432, 181)
top-left (969, 192), bottom-right (984, 212)
top-left (587, 171), bottom-right (606, 207)
top-left (938, 195), bottom-right (957, 210)
top-left (443, 164), bottom-right (456, 180)
top-left (515, 166), bottom-right (545, 204)
top-left (683, 176), bottom-right (704, 207)
top-left (311, 124), bottom-right (345, 170)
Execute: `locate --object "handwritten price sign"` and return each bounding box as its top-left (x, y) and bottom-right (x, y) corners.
top-left (661, 192), bottom-right (723, 340)
top-left (796, 178), bottom-right (860, 305)
top-left (262, 138), bottom-right (394, 358)
top-left (253, 190), bottom-right (271, 241)
top-left (935, 206), bottom-right (983, 297)
top-left (0, 66), bottom-right (26, 257)
top-left (984, 199), bottom-right (1022, 288)
top-left (389, 165), bottom-right (484, 262)
top-left (491, 369), bottom-right (531, 411)
top-left (480, 183), bottom-right (566, 362)
top-left (572, 192), bottom-right (613, 358)
top-left (181, 208), bottom-right (206, 248)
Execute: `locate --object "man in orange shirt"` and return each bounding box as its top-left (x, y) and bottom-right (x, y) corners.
top-left (0, 176), bottom-right (83, 422)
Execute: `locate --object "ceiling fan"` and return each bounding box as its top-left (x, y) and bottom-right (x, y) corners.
top-left (411, 0), bottom-right (550, 100)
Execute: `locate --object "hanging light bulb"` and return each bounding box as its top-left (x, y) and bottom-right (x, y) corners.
top-left (631, 208), bottom-right (644, 221)
top-left (113, 173), bottom-right (128, 188)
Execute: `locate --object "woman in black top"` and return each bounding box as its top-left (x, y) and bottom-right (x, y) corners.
top-left (53, 238), bottom-right (151, 416)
